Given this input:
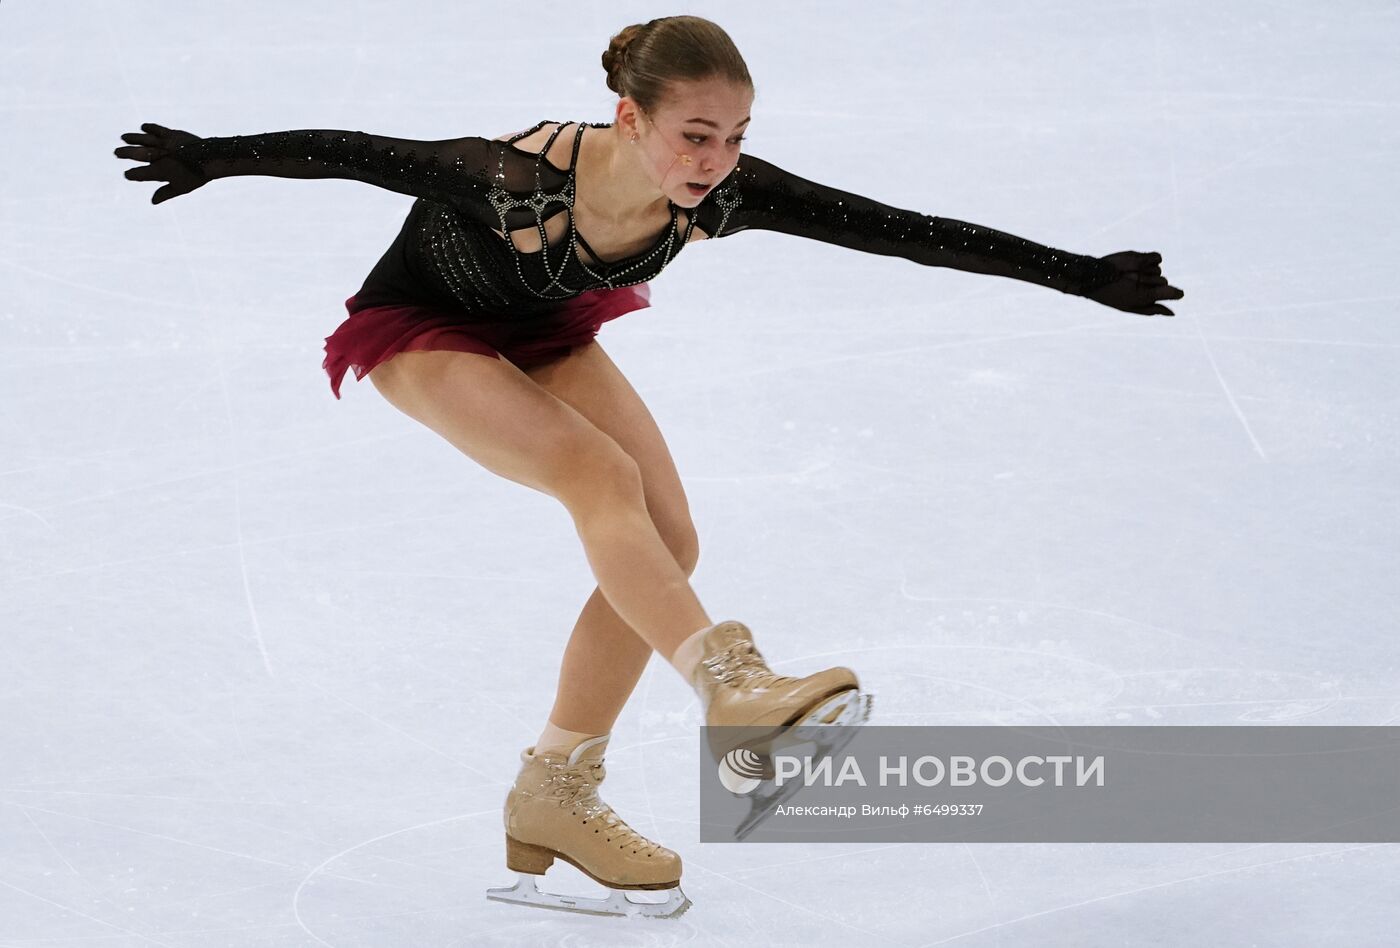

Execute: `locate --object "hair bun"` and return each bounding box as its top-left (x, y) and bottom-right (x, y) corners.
top-left (602, 23), bottom-right (646, 95)
top-left (599, 16), bottom-right (752, 108)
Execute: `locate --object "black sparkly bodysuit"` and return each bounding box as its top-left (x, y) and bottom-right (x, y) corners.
top-left (172, 120), bottom-right (1120, 316)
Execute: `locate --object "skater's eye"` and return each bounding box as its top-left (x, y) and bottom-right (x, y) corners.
top-left (685, 134), bottom-right (747, 146)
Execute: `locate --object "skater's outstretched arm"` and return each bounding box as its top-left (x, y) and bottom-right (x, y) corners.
top-left (115, 122), bottom-right (503, 222)
top-left (694, 152), bottom-right (1184, 315)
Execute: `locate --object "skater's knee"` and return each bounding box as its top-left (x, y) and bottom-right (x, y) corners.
top-left (552, 442), bottom-right (647, 516)
top-left (664, 525), bottom-right (700, 577)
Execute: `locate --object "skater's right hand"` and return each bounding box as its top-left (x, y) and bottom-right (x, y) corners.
top-left (115, 123), bottom-right (209, 205)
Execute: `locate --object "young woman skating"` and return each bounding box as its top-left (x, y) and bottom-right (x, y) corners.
top-left (115, 14), bottom-right (1182, 918)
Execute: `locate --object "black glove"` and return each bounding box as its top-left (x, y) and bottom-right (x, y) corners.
top-left (1083, 251), bottom-right (1184, 315)
top-left (114, 123), bottom-right (209, 205)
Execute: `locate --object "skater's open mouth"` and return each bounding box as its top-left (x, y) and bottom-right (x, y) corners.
top-left (686, 182), bottom-right (711, 196)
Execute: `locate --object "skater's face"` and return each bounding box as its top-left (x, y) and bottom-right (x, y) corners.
top-left (629, 78), bottom-right (753, 208)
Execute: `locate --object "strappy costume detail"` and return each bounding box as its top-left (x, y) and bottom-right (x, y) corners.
top-left (480, 120), bottom-right (695, 298)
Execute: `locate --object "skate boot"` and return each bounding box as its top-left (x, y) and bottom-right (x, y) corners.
top-left (485, 734), bottom-right (690, 919)
top-left (693, 620), bottom-right (872, 758)
top-left (694, 621), bottom-right (873, 841)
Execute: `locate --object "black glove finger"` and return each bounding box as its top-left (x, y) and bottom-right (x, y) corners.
top-left (114, 145), bottom-right (167, 161)
top-left (1161, 286), bottom-right (1185, 300)
top-left (121, 131), bottom-right (162, 147)
top-left (124, 165), bottom-right (160, 181)
top-left (1101, 251), bottom-right (1138, 273)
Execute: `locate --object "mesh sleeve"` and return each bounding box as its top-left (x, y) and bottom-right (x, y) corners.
top-left (171, 129), bottom-right (503, 222)
top-left (697, 152), bottom-right (1118, 297)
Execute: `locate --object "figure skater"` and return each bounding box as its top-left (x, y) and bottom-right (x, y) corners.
top-left (114, 14), bottom-right (1183, 918)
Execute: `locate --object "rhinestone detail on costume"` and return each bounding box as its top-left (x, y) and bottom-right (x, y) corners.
top-left (171, 122), bottom-right (1120, 310)
top-left (481, 121), bottom-right (695, 299)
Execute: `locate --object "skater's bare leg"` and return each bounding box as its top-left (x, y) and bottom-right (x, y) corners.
top-left (522, 341), bottom-right (700, 736)
top-left (366, 346), bottom-right (710, 660)
top-left (543, 587), bottom-right (659, 737)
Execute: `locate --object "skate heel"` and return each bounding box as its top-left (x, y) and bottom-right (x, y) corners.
top-left (505, 835), bottom-right (555, 874)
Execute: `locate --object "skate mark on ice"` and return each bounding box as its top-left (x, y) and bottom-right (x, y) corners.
top-left (229, 474), bottom-right (275, 678)
top-left (898, 670), bottom-right (1071, 728)
top-left (895, 590), bottom-right (1214, 649)
top-left (1188, 307), bottom-right (1268, 462)
top-left (0, 872), bottom-right (178, 948)
top-left (672, 322), bottom-right (1105, 389)
top-left (1068, 328), bottom-right (1400, 350)
top-left (0, 502), bottom-right (54, 529)
top-left (0, 255), bottom-right (179, 307)
top-left (292, 809), bottom-right (496, 948)
top-left (684, 855), bottom-right (916, 945)
top-left (306, 682), bottom-right (494, 781)
top-left (784, 641), bottom-right (1126, 725)
top-left (723, 842), bottom-right (902, 877)
top-left (18, 806), bottom-right (84, 880)
top-left (914, 842), bottom-right (1386, 947)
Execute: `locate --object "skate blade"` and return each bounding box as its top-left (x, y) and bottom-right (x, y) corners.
top-left (486, 872), bottom-right (691, 919)
top-left (734, 691), bottom-right (873, 842)
top-left (792, 689), bottom-right (873, 731)
top-left (719, 690), bottom-right (873, 761)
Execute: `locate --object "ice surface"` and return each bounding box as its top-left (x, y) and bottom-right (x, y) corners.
top-left (3, 1), bottom-right (1398, 945)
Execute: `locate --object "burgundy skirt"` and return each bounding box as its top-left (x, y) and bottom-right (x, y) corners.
top-left (322, 283), bottom-right (652, 399)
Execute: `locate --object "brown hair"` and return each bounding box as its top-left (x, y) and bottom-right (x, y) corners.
top-left (601, 16), bottom-right (753, 111)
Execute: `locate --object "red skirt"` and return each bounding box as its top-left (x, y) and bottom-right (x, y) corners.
top-left (322, 283), bottom-right (652, 399)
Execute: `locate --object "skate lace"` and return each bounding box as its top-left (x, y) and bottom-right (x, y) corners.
top-left (544, 761), bottom-right (665, 857)
top-left (702, 640), bottom-right (797, 688)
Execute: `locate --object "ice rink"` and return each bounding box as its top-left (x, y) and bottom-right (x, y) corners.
top-left (3, 0), bottom-right (1398, 944)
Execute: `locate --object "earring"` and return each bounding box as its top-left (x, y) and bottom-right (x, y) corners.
top-left (629, 134), bottom-right (638, 144)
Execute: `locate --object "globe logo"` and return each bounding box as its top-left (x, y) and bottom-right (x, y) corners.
top-left (717, 747), bottom-right (768, 795)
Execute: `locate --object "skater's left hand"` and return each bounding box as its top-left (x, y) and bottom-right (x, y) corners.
top-left (1084, 251), bottom-right (1184, 316)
